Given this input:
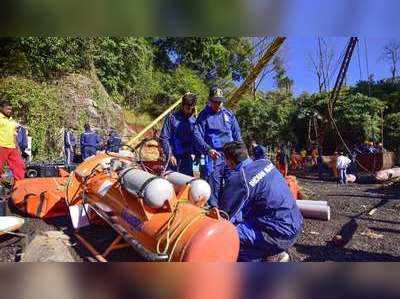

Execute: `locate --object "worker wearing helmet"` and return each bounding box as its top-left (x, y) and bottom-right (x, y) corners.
top-left (160, 93), bottom-right (197, 176)
top-left (80, 123), bottom-right (101, 160)
top-left (193, 87), bottom-right (242, 208)
top-left (220, 141), bottom-right (303, 262)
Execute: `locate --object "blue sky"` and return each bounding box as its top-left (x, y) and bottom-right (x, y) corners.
top-left (258, 37), bottom-right (393, 96)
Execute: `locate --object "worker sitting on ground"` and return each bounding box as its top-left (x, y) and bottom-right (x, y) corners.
top-left (219, 141), bottom-right (303, 262)
top-left (194, 87), bottom-right (242, 207)
top-left (160, 93), bottom-right (198, 176)
top-left (106, 130), bottom-right (122, 153)
top-left (0, 100), bottom-right (25, 182)
top-left (336, 151), bottom-right (351, 185)
top-left (251, 140), bottom-right (267, 160)
top-left (80, 123), bottom-right (102, 160)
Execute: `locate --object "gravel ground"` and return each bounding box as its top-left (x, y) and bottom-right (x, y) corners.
top-left (291, 175), bottom-right (400, 261)
top-left (1, 174), bottom-right (400, 262)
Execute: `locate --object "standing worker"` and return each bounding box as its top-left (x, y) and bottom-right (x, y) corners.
top-left (64, 126), bottom-right (76, 166)
top-left (317, 145), bottom-right (324, 180)
top-left (160, 93), bottom-right (197, 176)
top-left (17, 124), bottom-right (29, 161)
top-left (0, 100), bottom-right (25, 182)
top-left (193, 87), bottom-right (242, 208)
top-left (336, 151), bottom-right (351, 185)
top-left (220, 141), bottom-right (303, 262)
top-left (106, 130), bottom-right (122, 153)
top-left (80, 123), bottom-right (101, 160)
top-left (276, 144), bottom-right (289, 177)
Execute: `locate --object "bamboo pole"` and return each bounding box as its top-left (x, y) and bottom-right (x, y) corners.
top-left (127, 97), bottom-right (182, 147)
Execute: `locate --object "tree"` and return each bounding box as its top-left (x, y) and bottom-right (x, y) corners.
top-left (150, 37), bottom-right (253, 84)
top-left (308, 37), bottom-right (336, 92)
top-left (382, 40), bottom-right (400, 82)
top-left (272, 56), bottom-right (293, 95)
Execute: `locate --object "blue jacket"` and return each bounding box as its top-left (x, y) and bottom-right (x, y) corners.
top-left (160, 111), bottom-right (196, 156)
top-left (64, 130), bottom-right (76, 148)
top-left (106, 132), bottom-right (122, 152)
top-left (17, 126), bottom-right (28, 150)
top-left (193, 106), bottom-right (242, 153)
top-left (253, 145), bottom-right (267, 160)
top-left (220, 158), bottom-right (303, 244)
top-left (80, 130), bottom-right (101, 149)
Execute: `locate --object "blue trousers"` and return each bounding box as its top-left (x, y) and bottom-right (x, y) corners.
top-left (64, 147), bottom-right (74, 166)
top-left (236, 223), bottom-right (297, 262)
top-left (338, 168), bottom-right (347, 184)
top-left (168, 154), bottom-right (193, 176)
top-left (82, 146), bottom-right (97, 160)
top-left (203, 154), bottom-right (230, 208)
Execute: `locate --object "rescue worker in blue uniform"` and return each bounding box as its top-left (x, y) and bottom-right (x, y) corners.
top-left (17, 124), bottom-right (29, 160)
top-left (160, 93), bottom-right (197, 176)
top-left (80, 123), bottom-right (101, 160)
top-left (64, 126), bottom-right (76, 166)
top-left (106, 130), bottom-right (122, 153)
top-left (220, 141), bottom-right (303, 262)
top-left (193, 87), bottom-right (242, 207)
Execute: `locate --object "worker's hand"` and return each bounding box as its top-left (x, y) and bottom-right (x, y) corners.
top-left (170, 155), bottom-right (177, 166)
top-left (208, 149), bottom-right (221, 160)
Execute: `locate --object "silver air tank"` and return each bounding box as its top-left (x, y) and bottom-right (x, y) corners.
top-left (120, 169), bottom-right (174, 209)
top-left (164, 172), bottom-right (211, 203)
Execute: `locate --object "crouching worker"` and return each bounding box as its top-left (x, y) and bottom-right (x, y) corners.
top-left (220, 141), bottom-right (303, 262)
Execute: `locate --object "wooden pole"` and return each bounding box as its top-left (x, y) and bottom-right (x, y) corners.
top-left (127, 97), bottom-right (182, 147)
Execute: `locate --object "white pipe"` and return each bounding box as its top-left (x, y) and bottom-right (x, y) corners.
top-left (296, 200), bottom-right (328, 206)
top-left (296, 203), bottom-right (331, 221)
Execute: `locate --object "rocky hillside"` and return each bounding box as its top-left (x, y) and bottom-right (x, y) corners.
top-left (0, 73), bottom-right (131, 160)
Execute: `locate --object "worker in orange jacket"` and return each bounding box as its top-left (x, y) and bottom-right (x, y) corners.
top-left (0, 100), bottom-right (25, 182)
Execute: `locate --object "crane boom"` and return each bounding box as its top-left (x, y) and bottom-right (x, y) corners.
top-left (228, 37), bottom-right (286, 108)
top-left (329, 37), bottom-right (358, 110)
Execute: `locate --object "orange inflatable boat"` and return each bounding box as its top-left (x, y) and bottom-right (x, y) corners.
top-left (11, 153), bottom-right (240, 262)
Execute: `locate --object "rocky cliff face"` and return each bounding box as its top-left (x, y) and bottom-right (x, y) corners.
top-left (0, 73), bottom-right (132, 159)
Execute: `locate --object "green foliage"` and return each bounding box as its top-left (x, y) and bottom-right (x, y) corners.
top-left (139, 66), bottom-right (209, 117)
top-left (236, 91), bottom-right (296, 145)
top-left (0, 77), bottom-right (63, 159)
top-left (352, 78), bottom-right (400, 113)
top-left (0, 37), bottom-right (89, 78)
top-left (151, 37), bottom-right (252, 83)
top-left (93, 37), bottom-right (155, 108)
top-left (384, 113), bottom-right (400, 151)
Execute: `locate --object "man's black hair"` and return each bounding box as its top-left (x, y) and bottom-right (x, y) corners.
top-left (84, 123), bottom-right (90, 130)
top-left (182, 93), bottom-right (197, 106)
top-left (0, 99), bottom-right (12, 108)
top-left (223, 141), bottom-right (249, 164)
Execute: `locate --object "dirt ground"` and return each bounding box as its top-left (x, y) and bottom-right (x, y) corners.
top-left (1, 173), bottom-right (400, 262)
